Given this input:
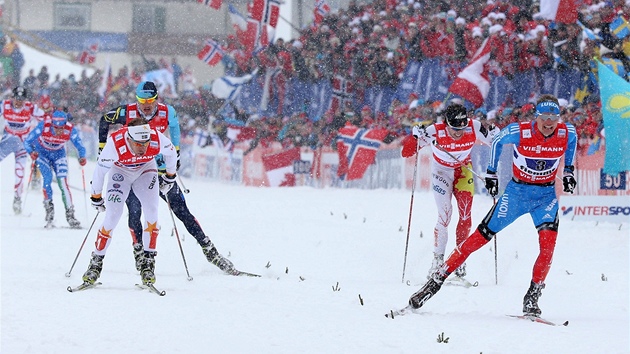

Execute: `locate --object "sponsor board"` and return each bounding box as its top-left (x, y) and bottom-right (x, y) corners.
top-left (560, 195), bottom-right (630, 223)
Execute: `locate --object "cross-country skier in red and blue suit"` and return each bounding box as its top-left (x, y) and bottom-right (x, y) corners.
top-left (407, 94), bottom-right (578, 317)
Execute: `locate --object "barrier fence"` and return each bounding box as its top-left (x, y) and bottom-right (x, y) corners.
top-left (181, 138), bottom-right (630, 197)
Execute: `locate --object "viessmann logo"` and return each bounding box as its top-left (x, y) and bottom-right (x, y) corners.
top-left (561, 205), bottom-right (630, 216)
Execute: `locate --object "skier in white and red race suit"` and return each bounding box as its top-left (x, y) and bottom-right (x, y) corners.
top-left (408, 94), bottom-right (578, 318)
top-left (0, 86), bottom-right (44, 214)
top-left (81, 118), bottom-right (177, 288)
top-left (23, 110), bottom-right (87, 229)
top-left (400, 104), bottom-right (499, 281)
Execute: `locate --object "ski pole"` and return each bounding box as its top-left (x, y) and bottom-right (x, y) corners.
top-left (81, 166), bottom-right (89, 217)
top-left (401, 138), bottom-right (420, 283)
top-left (177, 175), bottom-right (190, 194)
top-left (433, 142), bottom-right (486, 182)
top-left (65, 212), bottom-right (100, 277)
top-left (493, 196), bottom-right (498, 285)
top-left (166, 194), bottom-right (193, 281)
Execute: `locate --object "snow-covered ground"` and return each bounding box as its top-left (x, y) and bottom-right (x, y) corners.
top-left (1, 158), bottom-right (628, 353)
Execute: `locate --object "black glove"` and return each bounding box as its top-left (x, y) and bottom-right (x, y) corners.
top-left (562, 166), bottom-right (576, 193)
top-left (159, 173), bottom-right (177, 195)
top-left (485, 170), bottom-right (499, 197)
top-left (90, 195), bottom-right (105, 212)
top-left (176, 149), bottom-right (181, 172)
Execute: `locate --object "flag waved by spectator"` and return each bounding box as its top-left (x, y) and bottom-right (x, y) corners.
top-left (597, 61), bottom-right (630, 174)
top-left (447, 38), bottom-right (491, 108)
top-left (197, 39), bottom-right (224, 67)
top-left (314, 0), bottom-right (330, 24)
top-left (336, 125), bottom-right (388, 181)
top-left (211, 71), bottom-right (256, 100)
top-left (228, 4), bottom-right (248, 31)
top-left (262, 147), bottom-right (301, 187)
top-left (77, 42), bottom-right (98, 65)
top-left (537, 0), bottom-right (578, 24)
top-left (249, 0), bottom-right (281, 28)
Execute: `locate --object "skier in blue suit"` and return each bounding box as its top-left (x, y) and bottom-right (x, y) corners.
top-left (24, 110), bottom-right (86, 228)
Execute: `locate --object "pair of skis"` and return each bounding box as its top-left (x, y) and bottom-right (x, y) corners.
top-left (384, 305), bottom-right (567, 326)
top-left (391, 277), bottom-right (567, 326)
top-left (67, 282), bottom-right (166, 296)
top-left (67, 269), bottom-right (261, 296)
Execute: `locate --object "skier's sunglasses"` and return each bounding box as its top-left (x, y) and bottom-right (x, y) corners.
top-left (136, 94), bottom-right (158, 104)
top-left (447, 118), bottom-right (469, 130)
top-left (128, 136), bottom-right (150, 147)
top-left (537, 113), bottom-right (560, 122)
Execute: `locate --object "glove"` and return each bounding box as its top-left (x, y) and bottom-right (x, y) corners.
top-left (562, 166), bottom-right (576, 193)
top-left (485, 170), bottom-right (499, 197)
top-left (411, 125), bottom-right (423, 138)
top-left (30, 151), bottom-right (38, 160)
top-left (90, 195), bottom-right (106, 213)
top-left (159, 173), bottom-right (177, 195)
top-left (78, 157), bottom-right (87, 166)
top-left (176, 149), bottom-right (181, 172)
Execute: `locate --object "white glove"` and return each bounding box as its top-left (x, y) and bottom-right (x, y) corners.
top-left (412, 125), bottom-right (424, 138)
top-left (159, 174), bottom-right (177, 195)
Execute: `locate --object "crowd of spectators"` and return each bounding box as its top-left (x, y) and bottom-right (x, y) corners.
top-left (0, 0), bottom-right (616, 159)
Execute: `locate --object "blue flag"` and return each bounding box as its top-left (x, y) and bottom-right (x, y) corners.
top-left (597, 61), bottom-right (630, 174)
top-left (610, 15), bottom-right (630, 39)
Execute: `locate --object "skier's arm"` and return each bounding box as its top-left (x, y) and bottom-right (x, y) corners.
top-left (91, 137), bottom-right (116, 195)
top-left (158, 131), bottom-right (178, 176)
top-left (23, 121), bottom-right (44, 154)
top-left (487, 123), bottom-right (520, 173)
top-left (69, 126), bottom-right (87, 159)
top-left (99, 106), bottom-right (126, 152)
top-left (401, 124), bottom-right (435, 157)
top-left (563, 123), bottom-right (578, 167)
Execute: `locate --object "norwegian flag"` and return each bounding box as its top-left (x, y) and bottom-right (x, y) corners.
top-left (197, 39), bottom-right (224, 66)
top-left (314, 0), bottom-right (330, 24)
top-left (249, 0), bottom-right (281, 28)
top-left (447, 37), bottom-right (491, 108)
top-left (262, 147), bottom-right (301, 187)
top-left (238, 18), bottom-right (269, 53)
top-left (329, 75), bottom-right (353, 113)
top-left (197, 0), bottom-right (222, 10)
top-left (336, 126), bottom-right (388, 181)
top-left (77, 42), bottom-right (98, 65)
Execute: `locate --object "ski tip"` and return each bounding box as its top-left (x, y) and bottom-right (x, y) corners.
top-left (562, 320), bottom-right (569, 326)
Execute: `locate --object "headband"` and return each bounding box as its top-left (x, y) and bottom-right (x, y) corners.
top-left (535, 101), bottom-right (560, 116)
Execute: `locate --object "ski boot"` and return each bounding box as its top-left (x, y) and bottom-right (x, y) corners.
top-left (523, 281), bottom-right (545, 317)
top-left (140, 251), bottom-right (157, 285)
top-left (454, 262), bottom-right (467, 278)
top-left (44, 199), bottom-right (54, 228)
top-left (82, 252), bottom-right (105, 285)
top-left (202, 243), bottom-right (237, 275)
top-left (427, 253), bottom-right (444, 280)
top-left (12, 196), bottom-right (21, 215)
top-left (132, 243), bottom-right (144, 272)
top-left (410, 268), bottom-right (448, 309)
top-left (65, 206), bottom-right (81, 229)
